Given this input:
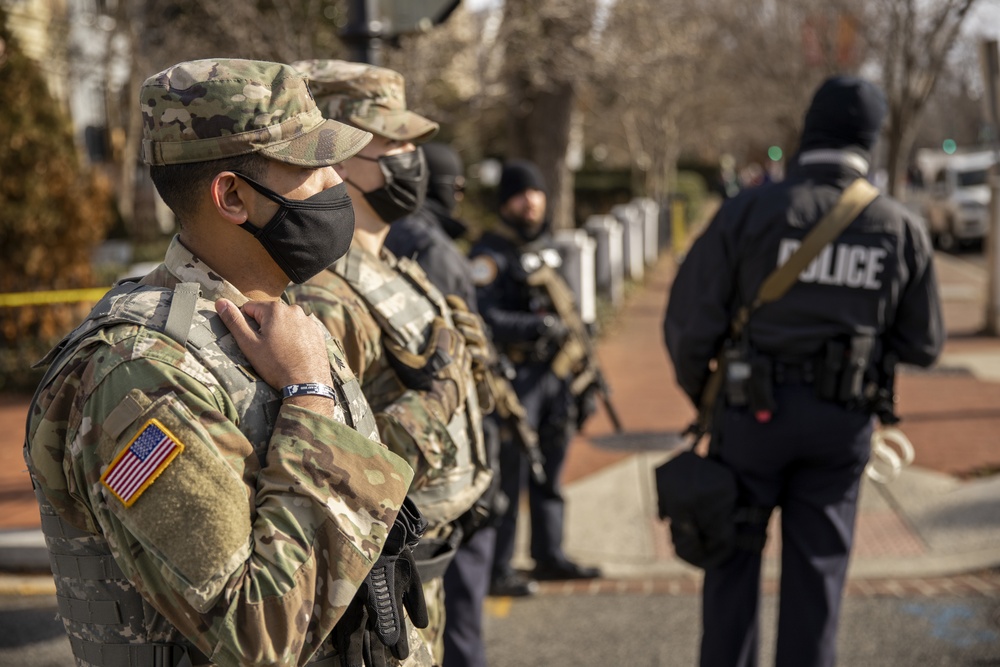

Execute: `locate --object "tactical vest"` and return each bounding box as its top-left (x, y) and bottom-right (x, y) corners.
top-left (26, 282), bottom-right (372, 667)
top-left (334, 248), bottom-right (491, 527)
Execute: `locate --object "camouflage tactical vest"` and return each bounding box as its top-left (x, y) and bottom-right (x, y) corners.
top-left (27, 282), bottom-right (373, 667)
top-left (334, 248), bottom-right (491, 526)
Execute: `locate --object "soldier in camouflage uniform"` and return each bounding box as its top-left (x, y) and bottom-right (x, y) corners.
top-left (24, 59), bottom-right (433, 667)
top-left (287, 60), bottom-right (494, 665)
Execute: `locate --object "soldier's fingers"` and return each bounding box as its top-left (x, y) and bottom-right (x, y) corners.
top-left (240, 300), bottom-right (275, 327)
top-left (216, 299), bottom-right (260, 346)
top-left (445, 294), bottom-right (469, 313)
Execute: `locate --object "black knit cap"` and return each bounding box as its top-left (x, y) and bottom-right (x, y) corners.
top-left (498, 159), bottom-right (546, 208)
top-left (800, 76), bottom-right (887, 153)
top-left (423, 142), bottom-right (464, 208)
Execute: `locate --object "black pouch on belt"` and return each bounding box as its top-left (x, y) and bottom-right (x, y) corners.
top-left (816, 338), bottom-right (847, 401)
top-left (839, 334), bottom-right (874, 404)
top-left (747, 355), bottom-right (776, 420)
top-left (816, 335), bottom-right (874, 404)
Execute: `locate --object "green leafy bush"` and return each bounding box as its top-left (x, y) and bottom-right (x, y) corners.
top-left (0, 9), bottom-right (114, 391)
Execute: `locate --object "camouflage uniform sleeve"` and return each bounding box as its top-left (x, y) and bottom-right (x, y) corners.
top-left (26, 332), bottom-right (414, 667)
top-left (376, 390), bottom-right (460, 490)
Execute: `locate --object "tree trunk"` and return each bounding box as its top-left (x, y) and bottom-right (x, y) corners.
top-left (506, 79), bottom-right (577, 230)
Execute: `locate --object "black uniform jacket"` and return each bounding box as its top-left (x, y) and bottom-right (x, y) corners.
top-left (384, 199), bottom-right (479, 312)
top-left (664, 158), bottom-right (944, 406)
top-left (468, 229), bottom-right (550, 348)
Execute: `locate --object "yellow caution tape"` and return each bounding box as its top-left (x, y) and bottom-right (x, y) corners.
top-left (0, 287), bottom-right (111, 307)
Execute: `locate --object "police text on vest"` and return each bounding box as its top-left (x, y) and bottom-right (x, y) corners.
top-left (777, 239), bottom-right (886, 289)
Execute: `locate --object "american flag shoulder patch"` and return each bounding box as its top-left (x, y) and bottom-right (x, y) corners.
top-left (101, 418), bottom-right (184, 507)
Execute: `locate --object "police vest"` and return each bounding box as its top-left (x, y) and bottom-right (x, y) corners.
top-left (27, 281), bottom-right (373, 667)
top-left (334, 248), bottom-right (492, 527)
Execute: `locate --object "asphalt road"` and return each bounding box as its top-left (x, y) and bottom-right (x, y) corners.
top-left (482, 590), bottom-right (1000, 666)
top-left (3, 587), bottom-right (998, 666)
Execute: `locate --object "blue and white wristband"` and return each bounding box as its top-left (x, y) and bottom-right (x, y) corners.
top-left (281, 383), bottom-right (338, 402)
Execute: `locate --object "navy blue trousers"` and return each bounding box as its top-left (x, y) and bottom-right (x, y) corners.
top-left (492, 362), bottom-right (574, 577)
top-left (442, 416), bottom-right (502, 667)
top-left (700, 385), bottom-right (872, 667)
top-left (442, 526), bottom-right (495, 667)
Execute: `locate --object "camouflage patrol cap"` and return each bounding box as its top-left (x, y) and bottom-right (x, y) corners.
top-left (292, 59), bottom-right (439, 144)
top-left (140, 59), bottom-right (373, 167)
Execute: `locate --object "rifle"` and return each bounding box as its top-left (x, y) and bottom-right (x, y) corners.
top-left (488, 357), bottom-right (547, 484)
top-left (525, 264), bottom-right (624, 433)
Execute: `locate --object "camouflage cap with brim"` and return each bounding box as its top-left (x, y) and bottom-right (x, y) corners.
top-left (140, 58), bottom-right (373, 167)
top-left (292, 59), bottom-right (439, 144)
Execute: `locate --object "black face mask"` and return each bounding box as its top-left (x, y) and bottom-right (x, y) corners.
top-left (353, 149), bottom-right (428, 222)
top-left (235, 173), bottom-right (355, 284)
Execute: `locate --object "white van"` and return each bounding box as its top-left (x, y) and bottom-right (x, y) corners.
top-left (922, 151), bottom-right (996, 250)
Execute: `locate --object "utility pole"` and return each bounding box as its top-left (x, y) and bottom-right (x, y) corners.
top-left (341, 0), bottom-right (384, 65)
top-left (981, 39), bottom-right (1000, 335)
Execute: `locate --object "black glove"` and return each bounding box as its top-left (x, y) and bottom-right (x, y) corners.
top-left (335, 497), bottom-right (429, 667)
top-left (576, 383), bottom-right (599, 430)
top-left (538, 314), bottom-right (569, 345)
top-left (534, 315), bottom-right (569, 361)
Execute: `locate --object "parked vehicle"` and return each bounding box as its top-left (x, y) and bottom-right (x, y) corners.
top-left (917, 150), bottom-right (996, 251)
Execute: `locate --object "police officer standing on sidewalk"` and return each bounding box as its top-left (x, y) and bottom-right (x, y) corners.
top-left (24, 59), bottom-right (429, 666)
top-left (664, 76), bottom-right (943, 667)
top-left (286, 60), bottom-right (494, 665)
top-left (470, 160), bottom-right (602, 597)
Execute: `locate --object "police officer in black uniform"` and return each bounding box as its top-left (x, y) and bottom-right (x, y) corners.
top-left (385, 142), bottom-right (500, 667)
top-left (470, 159), bottom-right (602, 597)
top-left (664, 77), bottom-right (943, 667)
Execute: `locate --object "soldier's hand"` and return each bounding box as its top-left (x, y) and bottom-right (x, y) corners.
top-left (334, 497), bottom-right (428, 667)
top-left (216, 299), bottom-right (332, 390)
top-left (384, 318), bottom-right (468, 422)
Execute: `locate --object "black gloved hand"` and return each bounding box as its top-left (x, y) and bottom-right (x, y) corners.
top-left (538, 314), bottom-right (569, 345)
top-left (534, 315), bottom-right (570, 362)
top-left (575, 383), bottom-right (600, 431)
top-left (335, 497), bottom-right (429, 667)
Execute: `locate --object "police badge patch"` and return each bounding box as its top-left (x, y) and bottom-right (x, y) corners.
top-left (470, 256), bottom-right (498, 286)
top-left (101, 419), bottom-right (184, 507)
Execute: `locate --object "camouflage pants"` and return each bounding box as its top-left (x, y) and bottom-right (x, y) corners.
top-left (420, 574), bottom-right (445, 665)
